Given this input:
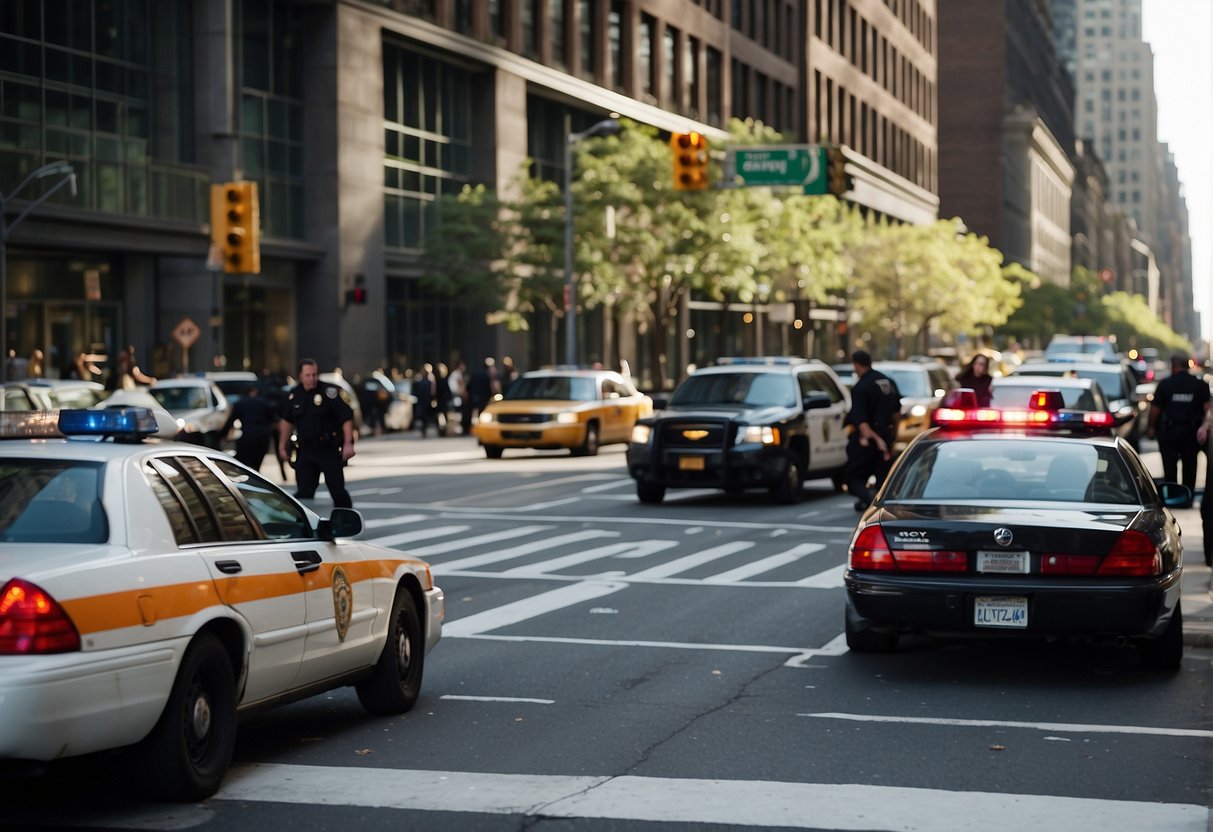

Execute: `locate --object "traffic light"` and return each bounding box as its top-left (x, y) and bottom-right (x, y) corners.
top-left (210, 181), bottom-right (261, 274)
top-left (670, 131), bottom-right (710, 191)
top-left (826, 145), bottom-right (852, 196)
top-left (345, 276), bottom-right (367, 306)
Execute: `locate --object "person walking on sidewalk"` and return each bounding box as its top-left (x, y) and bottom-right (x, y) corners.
top-left (1147, 352), bottom-right (1210, 490)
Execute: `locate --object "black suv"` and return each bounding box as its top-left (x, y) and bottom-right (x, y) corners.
top-left (626, 358), bottom-right (851, 504)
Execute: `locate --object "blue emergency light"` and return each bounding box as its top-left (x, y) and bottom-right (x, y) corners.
top-left (58, 407), bottom-right (160, 439)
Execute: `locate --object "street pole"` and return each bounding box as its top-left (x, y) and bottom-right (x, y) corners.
top-left (563, 118), bottom-right (623, 367)
top-left (0, 161), bottom-right (77, 382)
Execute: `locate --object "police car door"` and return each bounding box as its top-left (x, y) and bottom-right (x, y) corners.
top-left (146, 455), bottom-right (307, 702)
top-left (800, 370), bottom-right (849, 470)
top-left (208, 459), bottom-right (381, 685)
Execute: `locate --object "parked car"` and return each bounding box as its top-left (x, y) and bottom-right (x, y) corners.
top-left (359, 370), bottom-right (414, 433)
top-left (990, 374), bottom-right (1113, 414)
top-left (1044, 335), bottom-right (1120, 364)
top-left (145, 377), bottom-right (231, 448)
top-left (204, 370), bottom-right (260, 404)
top-left (1011, 361), bottom-right (1148, 448)
top-left (872, 360), bottom-right (956, 451)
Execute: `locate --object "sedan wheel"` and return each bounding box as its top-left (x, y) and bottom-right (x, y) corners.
top-left (1137, 603), bottom-right (1183, 672)
top-left (357, 588), bottom-right (425, 714)
top-left (845, 611), bottom-right (898, 653)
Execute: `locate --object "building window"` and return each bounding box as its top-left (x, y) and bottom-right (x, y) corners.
top-left (685, 36), bottom-right (699, 117)
top-left (580, 0), bottom-right (595, 75)
top-left (490, 0), bottom-right (504, 38)
top-left (522, 0), bottom-right (537, 59)
top-left (663, 25), bottom-right (677, 107)
top-left (608, 2), bottom-right (623, 89)
top-left (639, 15), bottom-right (655, 100)
top-left (552, 0), bottom-right (566, 67)
top-left (706, 46), bottom-right (721, 126)
top-left (382, 43), bottom-right (473, 251)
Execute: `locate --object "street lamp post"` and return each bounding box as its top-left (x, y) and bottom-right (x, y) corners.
top-left (564, 118), bottom-right (622, 366)
top-left (1, 161), bottom-right (77, 382)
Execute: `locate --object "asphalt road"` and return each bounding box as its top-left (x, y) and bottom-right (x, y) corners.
top-left (4, 435), bottom-right (1211, 831)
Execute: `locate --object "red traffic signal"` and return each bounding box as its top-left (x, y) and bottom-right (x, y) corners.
top-left (345, 285), bottom-right (368, 306)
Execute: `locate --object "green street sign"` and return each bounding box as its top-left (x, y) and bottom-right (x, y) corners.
top-left (727, 145), bottom-right (827, 194)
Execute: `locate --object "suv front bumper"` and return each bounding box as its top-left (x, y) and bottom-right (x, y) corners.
top-left (627, 441), bottom-right (786, 490)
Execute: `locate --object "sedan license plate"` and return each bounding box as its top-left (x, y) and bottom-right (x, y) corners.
top-left (976, 550), bottom-right (1029, 574)
top-left (974, 596), bottom-right (1028, 629)
top-left (679, 455), bottom-right (705, 471)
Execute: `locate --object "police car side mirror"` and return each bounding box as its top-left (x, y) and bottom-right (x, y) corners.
top-left (319, 507), bottom-right (364, 541)
top-left (1156, 481), bottom-right (1194, 509)
top-left (802, 392), bottom-right (832, 411)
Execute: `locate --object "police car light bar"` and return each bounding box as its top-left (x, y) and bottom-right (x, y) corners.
top-left (59, 407), bottom-right (160, 439)
top-left (933, 388), bottom-right (1114, 431)
top-left (0, 411), bottom-right (64, 439)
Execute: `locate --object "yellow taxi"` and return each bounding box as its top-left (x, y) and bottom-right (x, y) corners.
top-left (474, 368), bottom-right (652, 458)
top-left (0, 408), bottom-right (443, 801)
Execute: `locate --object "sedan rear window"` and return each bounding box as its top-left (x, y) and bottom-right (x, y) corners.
top-left (886, 440), bottom-right (1139, 504)
top-left (0, 460), bottom-right (108, 543)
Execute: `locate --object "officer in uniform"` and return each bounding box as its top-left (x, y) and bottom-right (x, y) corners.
top-left (1146, 352), bottom-right (1210, 490)
top-left (844, 349), bottom-right (902, 511)
top-left (277, 358), bottom-right (356, 508)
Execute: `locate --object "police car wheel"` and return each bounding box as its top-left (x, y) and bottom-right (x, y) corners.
top-left (139, 633), bottom-right (237, 801)
top-left (357, 588), bottom-right (424, 715)
top-left (1137, 604), bottom-right (1183, 672)
top-left (772, 454), bottom-right (804, 505)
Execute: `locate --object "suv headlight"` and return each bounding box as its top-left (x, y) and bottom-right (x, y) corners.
top-left (737, 425), bottom-right (778, 445)
top-left (631, 424), bottom-right (651, 444)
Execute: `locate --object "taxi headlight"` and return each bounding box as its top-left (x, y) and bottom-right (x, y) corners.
top-left (738, 425), bottom-right (778, 445)
top-left (478, 412), bottom-right (495, 424)
top-left (631, 424), bottom-right (651, 444)
top-left (556, 412), bottom-right (579, 424)
top-left (909, 404), bottom-right (928, 418)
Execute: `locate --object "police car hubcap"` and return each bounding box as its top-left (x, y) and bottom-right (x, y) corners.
top-left (397, 624), bottom-right (412, 671)
top-left (191, 694), bottom-right (212, 740)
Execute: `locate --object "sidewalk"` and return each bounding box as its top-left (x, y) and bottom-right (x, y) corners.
top-left (1139, 448), bottom-right (1213, 649)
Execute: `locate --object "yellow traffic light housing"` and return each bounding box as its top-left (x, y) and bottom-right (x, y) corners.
top-left (826, 145), bottom-right (852, 196)
top-left (670, 131), bottom-right (710, 191)
top-left (210, 181), bottom-right (261, 274)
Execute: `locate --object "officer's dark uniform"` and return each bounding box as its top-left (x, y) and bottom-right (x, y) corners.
top-left (844, 367), bottom-right (902, 510)
top-left (282, 381), bottom-right (354, 508)
top-left (1151, 365), bottom-right (1210, 489)
top-left (223, 391), bottom-right (277, 473)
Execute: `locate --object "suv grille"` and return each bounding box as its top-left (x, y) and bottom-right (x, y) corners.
top-left (659, 420), bottom-right (729, 449)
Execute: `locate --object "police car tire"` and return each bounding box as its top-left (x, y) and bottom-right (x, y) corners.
top-left (139, 633), bottom-right (237, 801)
top-left (772, 454), bottom-right (804, 505)
top-left (356, 588), bottom-right (424, 715)
top-left (1137, 604), bottom-right (1183, 672)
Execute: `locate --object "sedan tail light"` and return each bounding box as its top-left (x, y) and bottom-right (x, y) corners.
top-left (0, 579), bottom-right (81, 654)
top-left (849, 526), bottom-right (967, 573)
top-left (1096, 530), bottom-right (1162, 576)
top-left (849, 525), bottom-right (895, 571)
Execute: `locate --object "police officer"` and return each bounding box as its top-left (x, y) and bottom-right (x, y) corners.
top-left (277, 358), bottom-right (356, 508)
top-left (844, 349), bottom-right (902, 511)
top-left (1146, 352), bottom-right (1210, 490)
top-left (223, 383), bottom-right (278, 473)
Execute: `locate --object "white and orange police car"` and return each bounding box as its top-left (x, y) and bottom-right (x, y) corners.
top-left (0, 408), bottom-right (443, 800)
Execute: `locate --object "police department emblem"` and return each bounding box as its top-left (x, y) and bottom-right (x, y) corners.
top-left (325, 386), bottom-right (337, 399)
top-left (332, 566), bottom-right (352, 642)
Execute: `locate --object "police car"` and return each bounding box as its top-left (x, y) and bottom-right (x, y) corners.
top-left (0, 409), bottom-right (443, 800)
top-left (844, 389), bottom-right (1189, 670)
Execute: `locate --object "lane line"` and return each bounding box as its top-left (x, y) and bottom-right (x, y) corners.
top-left (799, 712), bottom-right (1213, 739)
top-left (217, 764), bottom-right (1208, 831)
top-left (365, 524), bottom-right (471, 548)
top-left (439, 568), bottom-right (844, 589)
top-left (442, 580), bottom-right (628, 637)
top-left (579, 478), bottom-right (636, 494)
top-left (702, 543), bottom-right (825, 582)
top-left (795, 563), bottom-right (847, 587)
top-left (440, 695), bottom-right (555, 704)
top-left (446, 631), bottom-right (835, 657)
top-left (433, 530), bottom-right (617, 572)
top-left (501, 542), bottom-right (668, 576)
top-left (362, 514), bottom-right (427, 529)
top-left (409, 525), bottom-right (554, 557)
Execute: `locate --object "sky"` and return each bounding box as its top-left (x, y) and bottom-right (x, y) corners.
top-left (1141, 0), bottom-right (1212, 345)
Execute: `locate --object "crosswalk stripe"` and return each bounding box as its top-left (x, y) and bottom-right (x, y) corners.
top-left (366, 525), bottom-right (471, 548)
top-left (508, 540), bottom-right (678, 576)
top-left (409, 525), bottom-right (553, 557)
top-left (435, 530), bottom-right (617, 572)
top-left (796, 563), bottom-right (847, 587)
top-left (362, 514), bottom-right (427, 529)
top-left (217, 764), bottom-right (1209, 830)
top-left (625, 541), bottom-right (756, 579)
top-left (442, 580), bottom-right (628, 636)
top-left (703, 543), bottom-right (825, 582)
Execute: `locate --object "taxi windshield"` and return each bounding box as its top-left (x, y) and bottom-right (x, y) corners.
top-left (885, 439), bottom-right (1139, 504)
top-left (0, 460), bottom-right (108, 543)
top-left (505, 376), bottom-right (597, 402)
top-left (670, 372), bottom-right (796, 408)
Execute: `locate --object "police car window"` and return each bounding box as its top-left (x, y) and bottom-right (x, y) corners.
top-left (174, 456), bottom-right (259, 542)
top-left (144, 462), bottom-right (199, 545)
top-left (4, 388), bottom-right (33, 411)
top-left (147, 457), bottom-right (221, 542)
top-left (0, 460), bottom-right (107, 544)
top-left (803, 371), bottom-right (845, 403)
top-left (889, 440), bottom-right (1138, 504)
top-left (211, 458), bottom-right (312, 540)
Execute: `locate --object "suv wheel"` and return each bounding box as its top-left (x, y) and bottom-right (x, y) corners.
top-left (637, 481), bottom-right (665, 504)
top-left (772, 453), bottom-right (804, 504)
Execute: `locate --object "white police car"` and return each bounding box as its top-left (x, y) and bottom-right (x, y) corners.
top-left (0, 408), bottom-right (443, 800)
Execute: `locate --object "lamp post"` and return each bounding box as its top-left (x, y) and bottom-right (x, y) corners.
top-left (1, 161), bottom-right (77, 382)
top-left (564, 117), bottom-right (622, 366)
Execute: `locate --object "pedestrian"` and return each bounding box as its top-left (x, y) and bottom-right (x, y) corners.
top-left (1146, 352), bottom-right (1210, 490)
top-left (6, 349), bottom-right (28, 380)
top-left (435, 362), bottom-right (452, 435)
top-left (412, 363), bottom-right (439, 437)
top-left (844, 349), bottom-right (902, 512)
top-left (467, 357), bottom-right (500, 428)
top-left (447, 359), bottom-right (467, 435)
top-left (223, 383), bottom-right (278, 473)
top-left (957, 353), bottom-right (993, 407)
top-left (105, 344), bottom-right (156, 391)
top-left (277, 358), bottom-right (356, 508)
top-left (27, 349), bottom-right (45, 379)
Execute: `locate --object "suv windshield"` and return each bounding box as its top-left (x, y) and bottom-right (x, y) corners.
top-left (0, 460), bottom-right (108, 543)
top-left (670, 372), bottom-right (797, 408)
top-left (505, 375), bottom-right (598, 401)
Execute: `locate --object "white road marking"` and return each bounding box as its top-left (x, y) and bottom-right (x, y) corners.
top-left (433, 530), bottom-right (617, 572)
top-left (795, 563), bottom-right (847, 587)
top-left (702, 543), bottom-right (825, 582)
top-left (409, 525), bottom-right (554, 557)
top-left (447, 632), bottom-right (829, 657)
top-left (440, 568), bottom-right (844, 590)
top-left (362, 513), bottom-right (427, 529)
top-left (579, 477), bottom-right (635, 493)
top-left (502, 541), bottom-right (666, 576)
top-left (799, 713), bottom-right (1213, 739)
top-left (217, 764), bottom-right (1209, 831)
top-left (365, 525), bottom-right (472, 548)
top-left (625, 541), bottom-right (756, 579)
top-left (442, 580), bottom-right (628, 636)
top-left (440, 695), bottom-right (554, 704)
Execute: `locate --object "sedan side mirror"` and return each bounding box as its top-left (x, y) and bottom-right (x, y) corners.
top-left (318, 507), bottom-right (364, 540)
top-left (1156, 481), bottom-right (1194, 509)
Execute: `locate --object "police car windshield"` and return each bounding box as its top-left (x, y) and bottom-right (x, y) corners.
top-left (505, 375), bottom-right (597, 402)
top-left (883, 439), bottom-right (1138, 504)
top-left (150, 386), bottom-right (209, 413)
top-left (0, 460), bottom-right (108, 543)
top-left (670, 372), bottom-right (796, 408)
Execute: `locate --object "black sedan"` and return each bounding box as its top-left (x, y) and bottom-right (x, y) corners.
top-left (843, 391), bottom-right (1191, 670)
